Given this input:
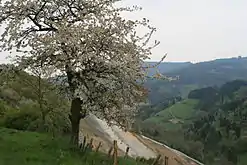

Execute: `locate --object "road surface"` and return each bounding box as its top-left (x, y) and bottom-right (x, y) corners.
top-left (80, 114), bottom-right (204, 165)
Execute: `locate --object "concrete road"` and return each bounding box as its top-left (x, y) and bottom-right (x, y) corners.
top-left (85, 114), bottom-right (157, 158)
top-left (80, 114), bottom-right (204, 165)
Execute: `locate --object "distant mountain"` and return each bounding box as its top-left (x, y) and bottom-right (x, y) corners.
top-left (146, 62), bottom-right (192, 76)
top-left (167, 57), bottom-right (247, 86)
top-left (146, 57), bottom-right (247, 104)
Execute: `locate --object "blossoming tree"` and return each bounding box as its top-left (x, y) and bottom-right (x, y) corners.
top-left (0, 0), bottom-right (162, 144)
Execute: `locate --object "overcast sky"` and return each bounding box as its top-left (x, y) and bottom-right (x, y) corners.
top-left (120, 0), bottom-right (247, 62)
top-left (1, 0), bottom-right (247, 63)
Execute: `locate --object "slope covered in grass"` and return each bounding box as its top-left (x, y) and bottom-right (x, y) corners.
top-left (142, 99), bottom-right (199, 132)
top-left (145, 99), bottom-right (198, 123)
top-left (0, 128), bottom-right (147, 165)
top-left (141, 80), bottom-right (247, 165)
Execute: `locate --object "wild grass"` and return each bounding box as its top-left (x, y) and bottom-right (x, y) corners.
top-left (0, 128), bottom-right (148, 165)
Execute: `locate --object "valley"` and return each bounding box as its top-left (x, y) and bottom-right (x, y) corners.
top-left (137, 58), bottom-right (247, 164)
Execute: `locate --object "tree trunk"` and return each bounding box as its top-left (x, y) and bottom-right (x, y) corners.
top-left (66, 66), bottom-right (87, 145)
top-left (69, 98), bottom-right (82, 145)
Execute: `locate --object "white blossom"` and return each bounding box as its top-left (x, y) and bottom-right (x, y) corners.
top-left (0, 0), bottom-right (162, 129)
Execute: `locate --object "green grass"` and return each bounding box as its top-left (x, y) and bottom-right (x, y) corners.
top-left (145, 111), bottom-right (172, 123)
top-left (0, 128), bottom-right (147, 165)
top-left (169, 99), bottom-right (198, 119)
top-left (239, 154), bottom-right (247, 165)
top-left (146, 99), bottom-right (198, 122)
top-left (180, 84), bottom-right (199, 98)
top-left (144, 99), bottom-right (198, 131)
top-left (162, 122), bottom-right (181, 131)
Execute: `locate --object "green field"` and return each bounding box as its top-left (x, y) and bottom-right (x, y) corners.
top-left (143, 99), bottom-right (199, 131)
top-left (145, 99), bottom-right (198, 124)
top-left (0, 128), bottom-right (147, 165)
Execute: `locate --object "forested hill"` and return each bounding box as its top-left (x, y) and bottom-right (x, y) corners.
top-left (146, 61), bottom-right (192, 76)
top-left (166, 57), bottom-right (247, 86)
top-left (138, 79), bottom-right (247, 165)
top-left (146, 57), bottom-right (247, 104)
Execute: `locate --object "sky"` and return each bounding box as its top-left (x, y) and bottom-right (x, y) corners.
top-left (1, 0), bottom-right (247, 63)
top-left (119, 0), bottom-right (247, 62)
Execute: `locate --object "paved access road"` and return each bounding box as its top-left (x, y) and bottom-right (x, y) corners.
top-left (80, 114), bottom-right (204, 165)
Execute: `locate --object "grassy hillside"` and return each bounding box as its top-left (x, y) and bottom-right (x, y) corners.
top-left (140, 99), bottom-right (200, 159)
top-left (140, 80), bottom-right (247, 165)
top-left (139, 99), bottom-right (201, 162)
top-left (0, 128), bottom-right (147, 165)
top-left (157, 99), bottom-right (198, 119)
top-left (144, 99), bottom-right (198, 130)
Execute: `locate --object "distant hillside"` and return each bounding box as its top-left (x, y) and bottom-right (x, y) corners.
top-left (146, 62), bottom-right (192, 76)
top-left (139, 79), bottom-right (247, 165)
top-left (146, 57), bottom-right (247, 104)
top-left (144, 99), bottom-right (199, 131)
top-left (167, 57), bottom-right (247, 86)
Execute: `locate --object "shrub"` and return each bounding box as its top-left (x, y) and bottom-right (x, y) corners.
top-left (235, 139), bottom-right (247, 154)
top-left (0, 100), bottom-right (6, 118)
top-left (4, 109), bottom-right (40, 131)
top-left (1, 96), bottom-right (70, 134)
top-left (3, 106), bottom-right (71, 134)
top-left (0, 100), bottom-right (16, 127)
top-left (43, 109), bottom-right (71, 135)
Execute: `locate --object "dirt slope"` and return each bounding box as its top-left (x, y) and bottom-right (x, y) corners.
top-left (80, 114), bottom-right (203, 165)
